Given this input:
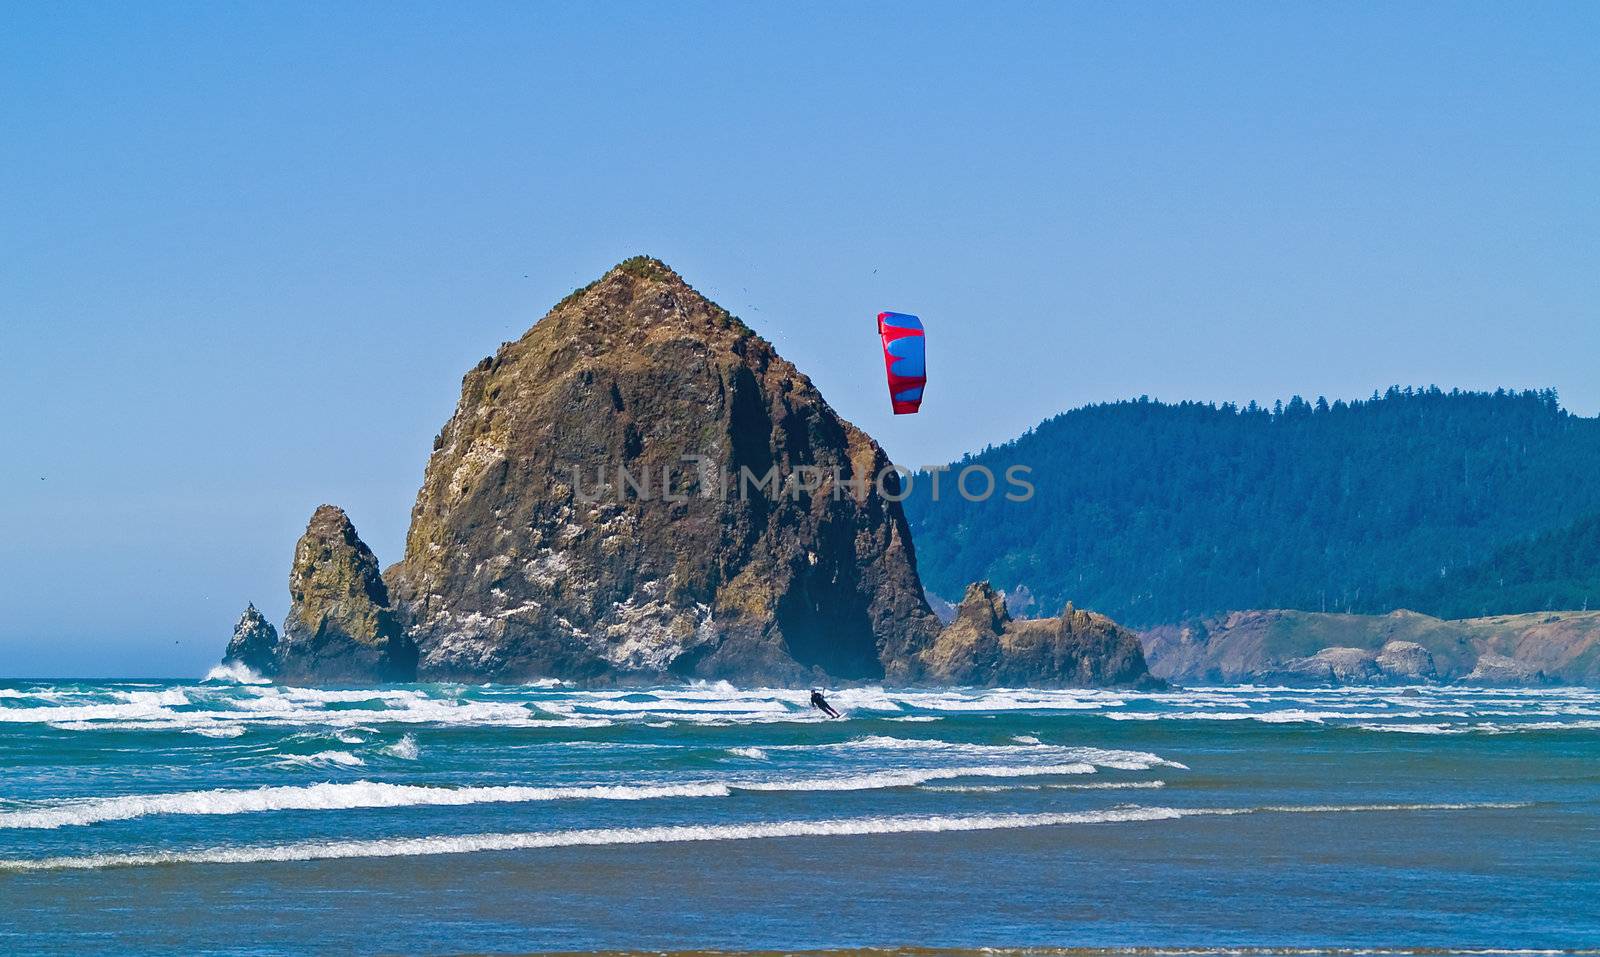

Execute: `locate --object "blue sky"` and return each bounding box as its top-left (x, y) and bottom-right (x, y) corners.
top-left (2, 2), bottom-right (1596, 676)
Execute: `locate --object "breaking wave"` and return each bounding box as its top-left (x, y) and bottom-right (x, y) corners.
top-left (0, 761), bottom-right (1132, 831)
top-left (0, 801), bottom-right (1526, 872)
top-left (0, 780), bottom-right (736, 830)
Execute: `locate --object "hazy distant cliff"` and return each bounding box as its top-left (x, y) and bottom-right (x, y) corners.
top-left (1141, 608), bottom-right (1600, 685)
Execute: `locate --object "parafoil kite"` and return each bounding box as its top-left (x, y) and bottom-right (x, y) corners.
top-left (876, 311), bottom-right (926, 414)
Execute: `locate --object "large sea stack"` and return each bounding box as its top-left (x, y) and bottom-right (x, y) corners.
top-left (385, 258), bottom-right (940, 683)
top-left (221, 257), bottom-right (1160, 688)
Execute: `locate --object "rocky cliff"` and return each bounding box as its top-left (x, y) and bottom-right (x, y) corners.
top-left (1140, 608), bottom-right (1600, 685)
top-left (384, 257), bottom-right (940, 683)
top-left (274, 505), bottom-right (416, 684)
top-left (917, 582), bottom-right (1153, 687)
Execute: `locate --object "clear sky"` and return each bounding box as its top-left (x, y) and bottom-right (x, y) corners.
top-left (2, 2), bottom-right (1596, 676)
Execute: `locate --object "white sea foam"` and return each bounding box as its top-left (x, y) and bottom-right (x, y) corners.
top-left (185, 725), bottom-right (245, 738)
top-left (726, 747), bottom-right (769, 760)
top-left (10, 681), bottom-right (1600, 737)
top-left (809, 736), bottom-right (1187, 771)
top-left (271, 750), bottom-right (366, 769)
top-left (738, 763), bottom-right (1099, 792)
top-left (1053, 780), bottom-right (1168, 790)
top-left (0, 758), bottom-right (1164, 831)
top-left (382, 734), bottom-right (421, 760)
top-left (922, 779), bottom-right (1167, 794)
top-left (201, 662), bottom-right (269, 684)
top-left (921, 784), bottom-right (1043, 793)
top-left (0, 758), bottom-right (1142, 831)
top-left (0, 801), bottom-right (1527, 871)
top-left (0, 779), bottom-right (735, 830)
top-left (1356, 723), bottom-right (1469, 735)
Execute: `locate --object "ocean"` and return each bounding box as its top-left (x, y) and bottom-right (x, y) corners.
top-left (1, 677), bottom-right (1596, 955)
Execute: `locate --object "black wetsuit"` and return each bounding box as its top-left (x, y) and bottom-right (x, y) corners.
top-left (810, 690), bottom-right (840, 718)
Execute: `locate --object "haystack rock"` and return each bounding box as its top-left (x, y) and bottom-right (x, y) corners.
top-left (916, 581), bottom-right (1154, 687)
top-left (276, 505), bottom-right (417, 684)
top-left (384, 257), bottom-right (939, 683)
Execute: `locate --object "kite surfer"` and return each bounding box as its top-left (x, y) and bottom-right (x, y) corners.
top-left (809, 689), bottom-right (841, 719)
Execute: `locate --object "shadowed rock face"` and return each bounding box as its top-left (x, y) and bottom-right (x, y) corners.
top-left (277, 505), bottom-right (416, 684)
top-left (222, 604), bottom-right (279, 677)
top-left (385, 258), bottom-right (939, 684)
top-left (917, 582), bottom-right (1153, 688)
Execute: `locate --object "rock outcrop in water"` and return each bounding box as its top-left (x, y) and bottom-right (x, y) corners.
top-left (384, 257), bottom-right (940, 684)
top-left (916, 582), bottom-right (1153, 687)
top-left (222, 603), bottom-right (279, 677)
top-left (274, 505), bottom-right (417, 684)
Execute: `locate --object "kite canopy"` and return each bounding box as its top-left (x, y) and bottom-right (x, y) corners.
top-left (877, 311), bottom-right (926, 415)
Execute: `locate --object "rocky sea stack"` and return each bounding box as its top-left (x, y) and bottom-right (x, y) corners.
top-left (221, 603), bottom-right (279, 677)
top-left (385, 257), bottom-right (939, 683)
top-left (918, 582), bottom-right (1154, 687)
top-left (277, 505), bottom-right (416, 683)
top-left (221, 257), bottom-right (1156, 688)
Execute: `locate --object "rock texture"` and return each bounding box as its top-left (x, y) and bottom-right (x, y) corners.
top-left (275, 505), bottom-right (416, 684)
top-left (1141, 608), bottom-right (1593, 685)
top-left (385, 258), bottom-right (939, 683)
top-left (1375, 640), bottom-right (1437, 680)
top-left (222, 603), bottom-right (279, 677)
top-left (1461, 653), bottom-right (1546, 685)
top-left (917, 582), bottom-right (1153, 687)
top-left (1273, 646), bottom-right (1380, 683)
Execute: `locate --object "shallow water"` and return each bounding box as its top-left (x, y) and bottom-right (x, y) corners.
top-left (1, 680), bottom-right (1597, 954)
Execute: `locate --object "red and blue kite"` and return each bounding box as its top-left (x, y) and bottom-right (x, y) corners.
top-left (876, 311), bottom-right (926, 415)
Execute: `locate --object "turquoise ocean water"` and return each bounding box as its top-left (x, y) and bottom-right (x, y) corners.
top-left (1, 677), bottom-right (1597, 954)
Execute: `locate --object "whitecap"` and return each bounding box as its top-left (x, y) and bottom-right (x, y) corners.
top-left (201, 662), bottom-right (269, 685)
top-left (735, 763), bottom-right (1098, 791)
top-left (271, 750), bottom-right (365, 769)
top-left (0, 779), bottom-right (732, 830)
top-left (382, 734), bottom-right (421, 760)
